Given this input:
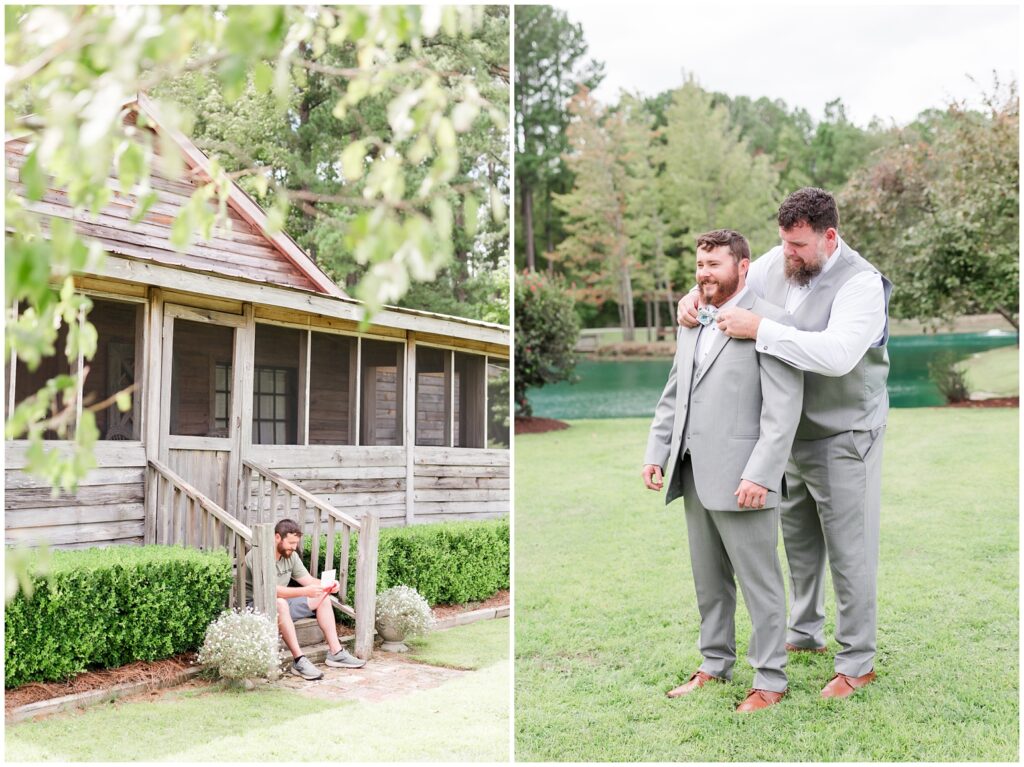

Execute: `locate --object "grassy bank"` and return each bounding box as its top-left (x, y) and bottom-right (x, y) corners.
top-left (964, 345), bottom-right (1018, 397)
top-left (6, 619), bottom-right (510, 762)
top-left (514, 409), bottom-right (1018, 761)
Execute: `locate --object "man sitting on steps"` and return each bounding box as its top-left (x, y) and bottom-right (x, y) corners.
top-left (245, 517), bottom-right (365, 680)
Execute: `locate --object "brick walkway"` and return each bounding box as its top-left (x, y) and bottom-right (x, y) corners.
top-left (273, 650), bottom-right (468, 703)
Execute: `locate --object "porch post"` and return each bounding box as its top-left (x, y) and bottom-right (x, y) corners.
top-left (354, 511), bottom-right (379, 660)
top-left (251, 522), bottom-right (277, 619)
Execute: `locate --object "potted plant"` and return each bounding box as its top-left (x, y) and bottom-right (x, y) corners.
top-left (375, 585), bottom-right (435, 652)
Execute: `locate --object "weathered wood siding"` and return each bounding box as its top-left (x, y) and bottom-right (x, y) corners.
top-left (246, 445), bottom-right (407, 527)
top-left (5, 442), bottom-right (147, 549)
top-left (5, 136), bottom-right (319, 291)
top-left (413, 447), bottom-right (510, 522)
top-left (167, 448), bottom-right (232, 510)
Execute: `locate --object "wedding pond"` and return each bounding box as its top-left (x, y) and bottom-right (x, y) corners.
top-left (527, 330), bottom-right (1018, 420)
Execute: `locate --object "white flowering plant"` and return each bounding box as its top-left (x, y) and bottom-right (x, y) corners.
top-left (375, 585), bottom-right (435, 638)
top-left (197, 607), bottom-right (280, 683)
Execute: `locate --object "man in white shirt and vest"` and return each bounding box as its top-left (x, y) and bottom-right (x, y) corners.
top-left (678, 188), bottom-right (891, 699)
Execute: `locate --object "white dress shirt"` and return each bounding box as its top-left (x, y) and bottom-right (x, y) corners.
top-left (696, 286), bottom-right (749, 364)
top-left (746, 237), bottom-right (886, 377)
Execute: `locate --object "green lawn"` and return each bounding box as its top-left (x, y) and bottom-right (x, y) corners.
top-left (514, 410), bottom-right (1018, 761)
top-left (964, 345), bottom-right (1019, 397)
top-left (6, 618), bottom-right (509, 762)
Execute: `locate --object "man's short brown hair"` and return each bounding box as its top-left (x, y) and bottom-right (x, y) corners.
top-left (275, 518), bottom-right (302, 538)
top-left (695, 229), bottom-right (751, 263)
top-left (778, 187), bottom-right (839, 233)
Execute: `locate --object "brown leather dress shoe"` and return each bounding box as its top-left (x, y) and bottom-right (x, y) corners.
top-left (785, 642), bottom-right (828, 654)
top-left (736, 688), bottom-right (786, 712)
top-left (820, 670), bottom-right (877, 698)
top-left (666, 670), bottom-right (724, 698)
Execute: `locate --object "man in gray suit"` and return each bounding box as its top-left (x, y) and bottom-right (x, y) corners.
top-left (643, 229), bottom-right (802, 713)
top-left (678, 188), bottom-right (891, 699)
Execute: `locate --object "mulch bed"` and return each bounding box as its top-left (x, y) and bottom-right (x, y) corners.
top-left (947, 397), bottom-right (1018, 408)
top-left (515, 416), bottom-right (569, 435)
top-left (5, 653), bottom-right (197, 714)
top-left (5, 590), bottom-right (511, 714)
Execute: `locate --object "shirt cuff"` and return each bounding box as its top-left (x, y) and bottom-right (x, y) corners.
top-left (754, 317), bottom-right (786, 354)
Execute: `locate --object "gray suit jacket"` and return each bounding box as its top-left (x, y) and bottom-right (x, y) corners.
top-left (644, 291), bottom-right (803, 511)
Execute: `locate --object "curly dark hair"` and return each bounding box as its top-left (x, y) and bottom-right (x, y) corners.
top-left (778, 187), bottom-right (839, 232)
top-left (695, 228), bottom-right (750, 263)
top-left (275, 518), bottom-right (302, 538)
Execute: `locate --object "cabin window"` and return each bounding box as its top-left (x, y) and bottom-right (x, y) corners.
top-left (360, 339), bottom-right (403, 446)
top-left (415, 347), bottom-right (449, 447)
top-left (213, 363), bottom-right (231, 433)
top-left (487, 359), bottom-right (510, 449)
top-left (454, 352), bottom-right (486, 448)
top-left (252, 367), bottom-right (296, 445)
top-left (252, 324), bottom-right (301, 445)
top-left (308, 331), bottom-right (356, 445)
top-left (12, 297), bottom-right (142, 440)
top-left (414, 347), bottom-right (490, 449)
top-left (170, 320), bottom-right (234, 437)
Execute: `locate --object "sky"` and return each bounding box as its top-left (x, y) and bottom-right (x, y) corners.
top-left (551, 3), bottom-right (1020, 127)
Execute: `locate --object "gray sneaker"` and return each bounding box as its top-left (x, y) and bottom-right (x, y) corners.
top-left (290, 656), bottom-right (324, 680)
top-left (326, 648), bottom-right (366, 669)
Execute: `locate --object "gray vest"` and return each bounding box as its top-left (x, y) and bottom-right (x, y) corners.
top-left (763, 241), bottom-right (892, 440)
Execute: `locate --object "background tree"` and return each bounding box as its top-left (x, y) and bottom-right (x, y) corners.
top-left (657, 78), bottom-right (781, 272)
top-left (841, 82), bottom-right (1019, 331)
top-left (514, 4), bottom-right (602, 272)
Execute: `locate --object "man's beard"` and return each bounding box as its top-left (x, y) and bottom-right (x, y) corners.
top-left (784, 244), bottom-right (826, 287)
top-left (699, 272), bottom-right (740, 306)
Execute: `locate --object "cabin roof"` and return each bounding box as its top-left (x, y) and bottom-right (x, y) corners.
top-left (7, 93), bottom-right (508, 347)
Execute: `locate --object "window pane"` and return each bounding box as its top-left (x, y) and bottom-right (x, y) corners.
top-left (309, 332), bottom-right (354, 445)
top-left (215, 394), bottom-right (226, 419)
top-left (487, 359), bottom-right (510, 449)
top-left (454, 352), bottom-right (485, 449)
top-left (253, 325), bottom-right (300, 445)
top-left (415, 347), bottom-right (448, 447)
top-left (170, 319), bottom-right (234, 437)
top-left (14, 298), bottom-right (141, 441)
top-left (215, 365), bottom-right (226, 390)
top-left (360, 339), bottom-right (403, 446)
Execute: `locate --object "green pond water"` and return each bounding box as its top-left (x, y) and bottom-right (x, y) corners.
top-left (528, 331), bottom-right (1018, 420)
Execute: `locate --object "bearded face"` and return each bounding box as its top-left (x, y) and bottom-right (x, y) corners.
top-left (695, 244), bottom-right (745, 307)
top-left (780, 223), bottom-right (832, 287)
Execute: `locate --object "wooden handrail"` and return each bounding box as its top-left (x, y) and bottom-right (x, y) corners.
top-left (242, 459), bottom-right (362, 531)
top-left (149, 458), bottom-right (252, 541)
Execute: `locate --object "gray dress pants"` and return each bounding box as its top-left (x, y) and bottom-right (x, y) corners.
top-left (781, 426), bottom-right (885, 678)
top-left (680, 456), bottom-right (788, 693)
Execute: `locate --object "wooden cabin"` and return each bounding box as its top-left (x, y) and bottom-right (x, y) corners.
top-left (5, 93), bottom-right (511, 554)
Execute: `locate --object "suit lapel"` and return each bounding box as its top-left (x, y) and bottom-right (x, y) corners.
top-left (677, 324), bottom-right (699, 395)
top-left (692, 291), bottom-right (756, 388)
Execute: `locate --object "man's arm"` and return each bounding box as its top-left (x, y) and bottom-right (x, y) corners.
top-left (718, 272), bottom-right (885, 376)
top-left (740, 353), bottom-right (803, 492)
top-left (642, 331), bottom-right (681, 490)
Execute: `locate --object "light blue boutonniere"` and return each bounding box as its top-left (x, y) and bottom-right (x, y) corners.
top-left (697, 306), bottom-right (719, 327)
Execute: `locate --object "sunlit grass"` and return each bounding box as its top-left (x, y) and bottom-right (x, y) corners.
top-left (514, 409), bottom-right (1018, 761)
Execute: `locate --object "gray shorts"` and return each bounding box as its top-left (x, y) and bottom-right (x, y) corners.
top-left (246, 597), bottom-right (315, 622)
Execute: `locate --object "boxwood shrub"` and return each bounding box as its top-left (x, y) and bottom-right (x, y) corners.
top-left (5, 546), bottom-right (232, 688)
top-left (305, 517), bottom-right (509, 606)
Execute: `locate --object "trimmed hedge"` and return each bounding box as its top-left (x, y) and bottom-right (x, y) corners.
top-left (305, 517), bottom-right (509, 606)
top-left (5, 546), bottom-right (232, 688)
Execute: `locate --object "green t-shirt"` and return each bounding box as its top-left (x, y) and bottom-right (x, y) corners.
top-left (244, 549), bottom-right (310, 603)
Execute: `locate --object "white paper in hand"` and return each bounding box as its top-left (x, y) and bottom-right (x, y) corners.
top-left (321, 569), bottom-right (337, 589)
